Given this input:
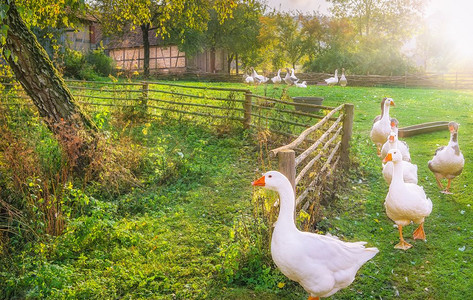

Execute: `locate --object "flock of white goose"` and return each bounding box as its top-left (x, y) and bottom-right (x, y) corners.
top-left (243, 68), bottom-right (348, 88)
top-left (370, 97), bottom-right (464, 250)
top-left (251, 97), bottom-right (465, 299)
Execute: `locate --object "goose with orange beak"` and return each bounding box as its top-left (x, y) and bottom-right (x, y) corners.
top-left (428, 121), bottom-right (465, 194)
top-left (380, 131), bottom-right (411, 162)
top-left (390, 118), bottom-right (399, 135)
top-left (252, 171), bottom-right (378, 299)
top-left (383, 150), bottom-right (432, 250)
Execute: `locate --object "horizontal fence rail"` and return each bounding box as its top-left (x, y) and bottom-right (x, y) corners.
top-left (0, 78), bottom-right (348, 139)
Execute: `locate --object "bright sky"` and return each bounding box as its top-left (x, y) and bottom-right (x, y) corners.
top-left (265, 0), bottom-right (330, 14)
top-left (426, 0), bottom-right (473, 60)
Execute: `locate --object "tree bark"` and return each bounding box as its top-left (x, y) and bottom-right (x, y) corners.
top-left (141, 23), bottom-right (150, 78)
top-left (2, 0), bottom-right (97, 174)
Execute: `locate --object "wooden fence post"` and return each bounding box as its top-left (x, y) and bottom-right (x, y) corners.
top-left (278, 149), bottom-right (296, 195)
top-left (140, 82), bottom-right (149, 112)
top-left (340, 103), bottom-right (354, 170)
top-left (243, 90), bottom-right (252, 129)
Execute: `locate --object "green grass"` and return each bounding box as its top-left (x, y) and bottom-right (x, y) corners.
top-left (1, 82), bottom-right (473, 299)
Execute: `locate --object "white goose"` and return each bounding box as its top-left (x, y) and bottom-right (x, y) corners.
top-left (295, 80), bottom-right (307, 88)
top-left (290, 68), bottom-right (298, 81)
top-left (252, 171), bottom-right (378, 299)
top-left (324, 69), bottom-right (338, 86)
top-left (339, 68), bottom-right (347, 87)
top-left (271, 69), bottom-right (282, 84)
top-left (428, 121), bottom-right (465, 194)
top-left (284, 68), bottom-right (298, 85)
top-left (370, 98), bottom-right (395, 155)
top-left (252, 68), bottom-right (269, 84)
top-left (384, 150), bottom-right (432, 250)
top-left (243, 73), bottom-right (254, 84)
top-left (382, 160), bottom-right (418, 185)
top-left (380, 132), bottom-right (411, 162)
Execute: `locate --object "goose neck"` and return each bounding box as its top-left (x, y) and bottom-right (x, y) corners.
top-left (449, 132), bottom-right (458, 145)
top-left (391, 161), bottom-right (404, 185)
top-left (382, 105), bottom-right (390, 120)
top-left (275, 183), bottom-right (297, 229)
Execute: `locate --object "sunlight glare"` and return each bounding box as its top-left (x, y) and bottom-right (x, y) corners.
top-left (428, 0), bottom-right (473, 60)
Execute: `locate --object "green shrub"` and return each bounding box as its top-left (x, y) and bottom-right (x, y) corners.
top-left (63, 48), bottom-right (85, 79)
top-left (78, 64), bottom-right (101, 81)
top-left (86, 48), bottom-right (115, 77)
top-left (63, 48), bottom-right (103, 80)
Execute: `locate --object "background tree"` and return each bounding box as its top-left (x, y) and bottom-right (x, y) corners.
top-left (316, 0), bottom-right (426, 75)
top-left (300, 14), bottom-right (325, 63)
top-left (274, 12), bottom-right (306, 69)
top-left (204, 0), bottom-right (262, 74)
top-left (328, 0), bottom-right (379, 37)
top-left (304, 17), bottom-right (357, 73)
top-left (252, 13), bottom-right (278, 71)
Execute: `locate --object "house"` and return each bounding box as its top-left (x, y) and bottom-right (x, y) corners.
top-left (187, 48), bottom-right (229, 74)
top-left (105, 28), bottom-right (186, 74)
top-left (60, 17), bottom-right (229, 74)
top-left (105, 27), bottom-right (228, 74)
top-left (63, 14), bottom-right (102, 52)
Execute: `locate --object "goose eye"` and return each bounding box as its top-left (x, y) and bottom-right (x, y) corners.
top-left (268, 175), bottom-right (272, 178)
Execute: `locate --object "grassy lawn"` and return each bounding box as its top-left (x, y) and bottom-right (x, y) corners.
top-left (1, 82), bottom-right (472, 299)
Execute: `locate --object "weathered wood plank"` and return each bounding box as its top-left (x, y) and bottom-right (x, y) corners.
top-left (269, 104), bottom-right (344, 157)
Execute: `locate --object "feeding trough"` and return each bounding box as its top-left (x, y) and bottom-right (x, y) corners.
top-left (292, 97), bottom-right (324, 113)
top-left (398, 121), bottom-right (449, 138)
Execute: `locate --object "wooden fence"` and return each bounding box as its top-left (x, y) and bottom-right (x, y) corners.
top-left (0, 79), bottom-right (350, 137)
top-left (268, 104), bottom-right (354, 225)
top-left (0, 79), bottom-right (355, 221)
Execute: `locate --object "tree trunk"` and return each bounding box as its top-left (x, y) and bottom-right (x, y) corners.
top-left (227, 53), bottom-right (234, 74)
top-left (2, 0), bottom-right (97, 174)
top-left (141, 23), bottom-right (150, 78)
top-left (210, 47), bottom-right (216, 73)
top-left (235, 53), bottom-right (239, 75)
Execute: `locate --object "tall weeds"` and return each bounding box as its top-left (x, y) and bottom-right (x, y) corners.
top-left (0, 103), bottom-right (143, 244)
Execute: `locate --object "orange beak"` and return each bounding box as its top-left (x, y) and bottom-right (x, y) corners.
top-left (389, 135), bottom-right (395, 142)
top-left (449, 125), bottom-right (454, 133)
top-left (383, 153), bottom-right (393, 163)
top-left (390, 100), bottom-right (395, 106)
top-left (391, 122), bottom-right (396, 127)
top-left (252, 175), bottom-right (265, 186)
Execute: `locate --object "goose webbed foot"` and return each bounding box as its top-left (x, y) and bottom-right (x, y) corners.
top-left (440, 190), bottom-right (453, 195)
top-left (394, 225), bottom-right (412, 250)
top-left (413, 223), bottom-right (426, 241)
